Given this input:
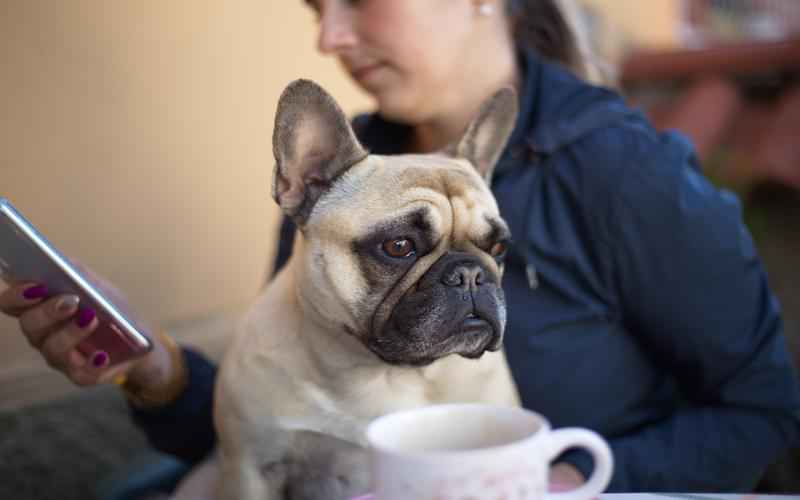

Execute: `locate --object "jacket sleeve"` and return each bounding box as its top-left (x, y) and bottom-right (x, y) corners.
top-left (129, 347), bottom-right (218, 464)
top-left (591, 131), bottom-right (800, 491)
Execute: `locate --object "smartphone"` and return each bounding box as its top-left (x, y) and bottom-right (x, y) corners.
top-left (0, 198), bottom-right (152, 367)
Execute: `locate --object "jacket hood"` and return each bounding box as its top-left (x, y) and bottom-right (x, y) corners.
top-left (352, 50), bottom-right (642, 175)
top-left (496, 50), bottom-right (641, 175)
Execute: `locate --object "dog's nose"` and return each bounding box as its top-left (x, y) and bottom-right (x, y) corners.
top-left (442, 262), bottom-right (485, 291)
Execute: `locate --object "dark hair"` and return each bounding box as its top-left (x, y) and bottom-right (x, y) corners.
top-left (506, 0), bottom-right (614, 86)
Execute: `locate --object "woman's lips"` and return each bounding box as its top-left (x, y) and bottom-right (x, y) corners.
top-left (351, 62), bottom-right (385, 84)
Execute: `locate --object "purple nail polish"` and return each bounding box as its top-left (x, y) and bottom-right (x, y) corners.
top-left (91, 351), bottom-right (109, 368)
top-left (23, 284), bottom-right (48, 300)
top-left (76, 308), bottom-right (96, 328)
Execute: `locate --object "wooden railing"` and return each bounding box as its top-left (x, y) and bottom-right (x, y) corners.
top-left (620, 38), bottom-right (800, 86)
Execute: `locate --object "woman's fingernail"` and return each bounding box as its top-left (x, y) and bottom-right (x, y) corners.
top-left (91, 350), bottom-right (109, 368)
top-left (75, 307), bottom-right (96, 328)
top-left (23, 284), bottom-right (48, 300)
top-left (56, 295), bottom-right (80, 313)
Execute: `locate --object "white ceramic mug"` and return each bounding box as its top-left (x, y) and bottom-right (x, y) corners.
top-left (365, 403), bottom-right (613, 500)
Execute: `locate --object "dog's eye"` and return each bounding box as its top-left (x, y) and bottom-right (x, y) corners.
top-left (382, 238), bottom-right (416, 259)
top-left (489, 241), bottom-right (508, 260)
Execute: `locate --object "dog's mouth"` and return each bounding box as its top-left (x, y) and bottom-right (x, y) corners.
top-left (462, 312), bottom-right (485, 326)
top-left (368, 306), bottom-right (504, 367)
top-left (458, 313), bottom-right (502, 358)
top-left (461, 313), bottom-right (491, 340)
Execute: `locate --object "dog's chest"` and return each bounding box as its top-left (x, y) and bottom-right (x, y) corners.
top-left (299, 354), bottom-right (512, 420)
top-left (299, 366), bottom-right (439, 416)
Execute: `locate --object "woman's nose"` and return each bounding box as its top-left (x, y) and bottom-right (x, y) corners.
top-left (316, 3), bottom-right (358, 54)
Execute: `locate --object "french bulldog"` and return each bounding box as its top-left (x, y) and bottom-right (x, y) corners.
top-left (211, 79), bottom-right (521, 500)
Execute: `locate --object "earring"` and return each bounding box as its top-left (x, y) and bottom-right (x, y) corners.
top-left (478, 2), bottom-right (494, 16)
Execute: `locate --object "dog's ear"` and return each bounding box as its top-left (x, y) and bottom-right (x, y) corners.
top-left (272, 79), bottom-right (368, 226)
top-left (445, 87), bottom-right (518, 184)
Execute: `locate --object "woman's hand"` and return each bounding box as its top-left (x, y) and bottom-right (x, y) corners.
top-left (0, 270), bottom-right (173, 392)
top-left (549, 462), bottom-right (586, 491)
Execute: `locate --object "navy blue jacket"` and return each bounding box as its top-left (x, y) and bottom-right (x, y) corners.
top-left (132, 52), bottom-right (800, 491)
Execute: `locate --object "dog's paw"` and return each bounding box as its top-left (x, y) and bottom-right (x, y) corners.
top-left (262, 430), bottom-right (370, 500)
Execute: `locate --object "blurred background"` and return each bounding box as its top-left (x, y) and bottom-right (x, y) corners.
top-left (0, 0), bottom-right (798, 497)
top-left (0, 0), bottom-right (372, 408)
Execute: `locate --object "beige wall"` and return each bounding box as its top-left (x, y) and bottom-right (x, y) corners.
top-left (581, 0), bottom-right (682, 48)
top-left (578, 0), bottom-right (684, 67)
top-left (0, 1), bottom-right (371, 368)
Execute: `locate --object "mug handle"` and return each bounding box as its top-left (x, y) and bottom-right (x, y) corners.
top-left (544, 428), bottom-right (613, 500)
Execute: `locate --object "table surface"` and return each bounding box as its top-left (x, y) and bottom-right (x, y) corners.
top-left (600, 494), bottom-right (800, 500)
top-left (354, 493), bottom-right (800, 500)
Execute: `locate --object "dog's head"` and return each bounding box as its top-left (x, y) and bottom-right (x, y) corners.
top-left (272, 79), bottom-right (517, 366)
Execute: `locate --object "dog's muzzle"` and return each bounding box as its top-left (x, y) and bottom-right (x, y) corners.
top-left (368, 252), bottom-right (506, 366)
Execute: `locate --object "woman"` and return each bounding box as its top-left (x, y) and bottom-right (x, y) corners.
top-left (2, 0), bottom-right (799, 493)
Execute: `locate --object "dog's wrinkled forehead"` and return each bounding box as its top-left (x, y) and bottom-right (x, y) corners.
top-left (271, 80), bottom-right (517, 229)
top-left (307, 153), bottom-right (502, 241)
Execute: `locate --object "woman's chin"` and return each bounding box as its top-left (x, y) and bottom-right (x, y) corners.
top-left (374, 95), bottom-right (428, 125)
